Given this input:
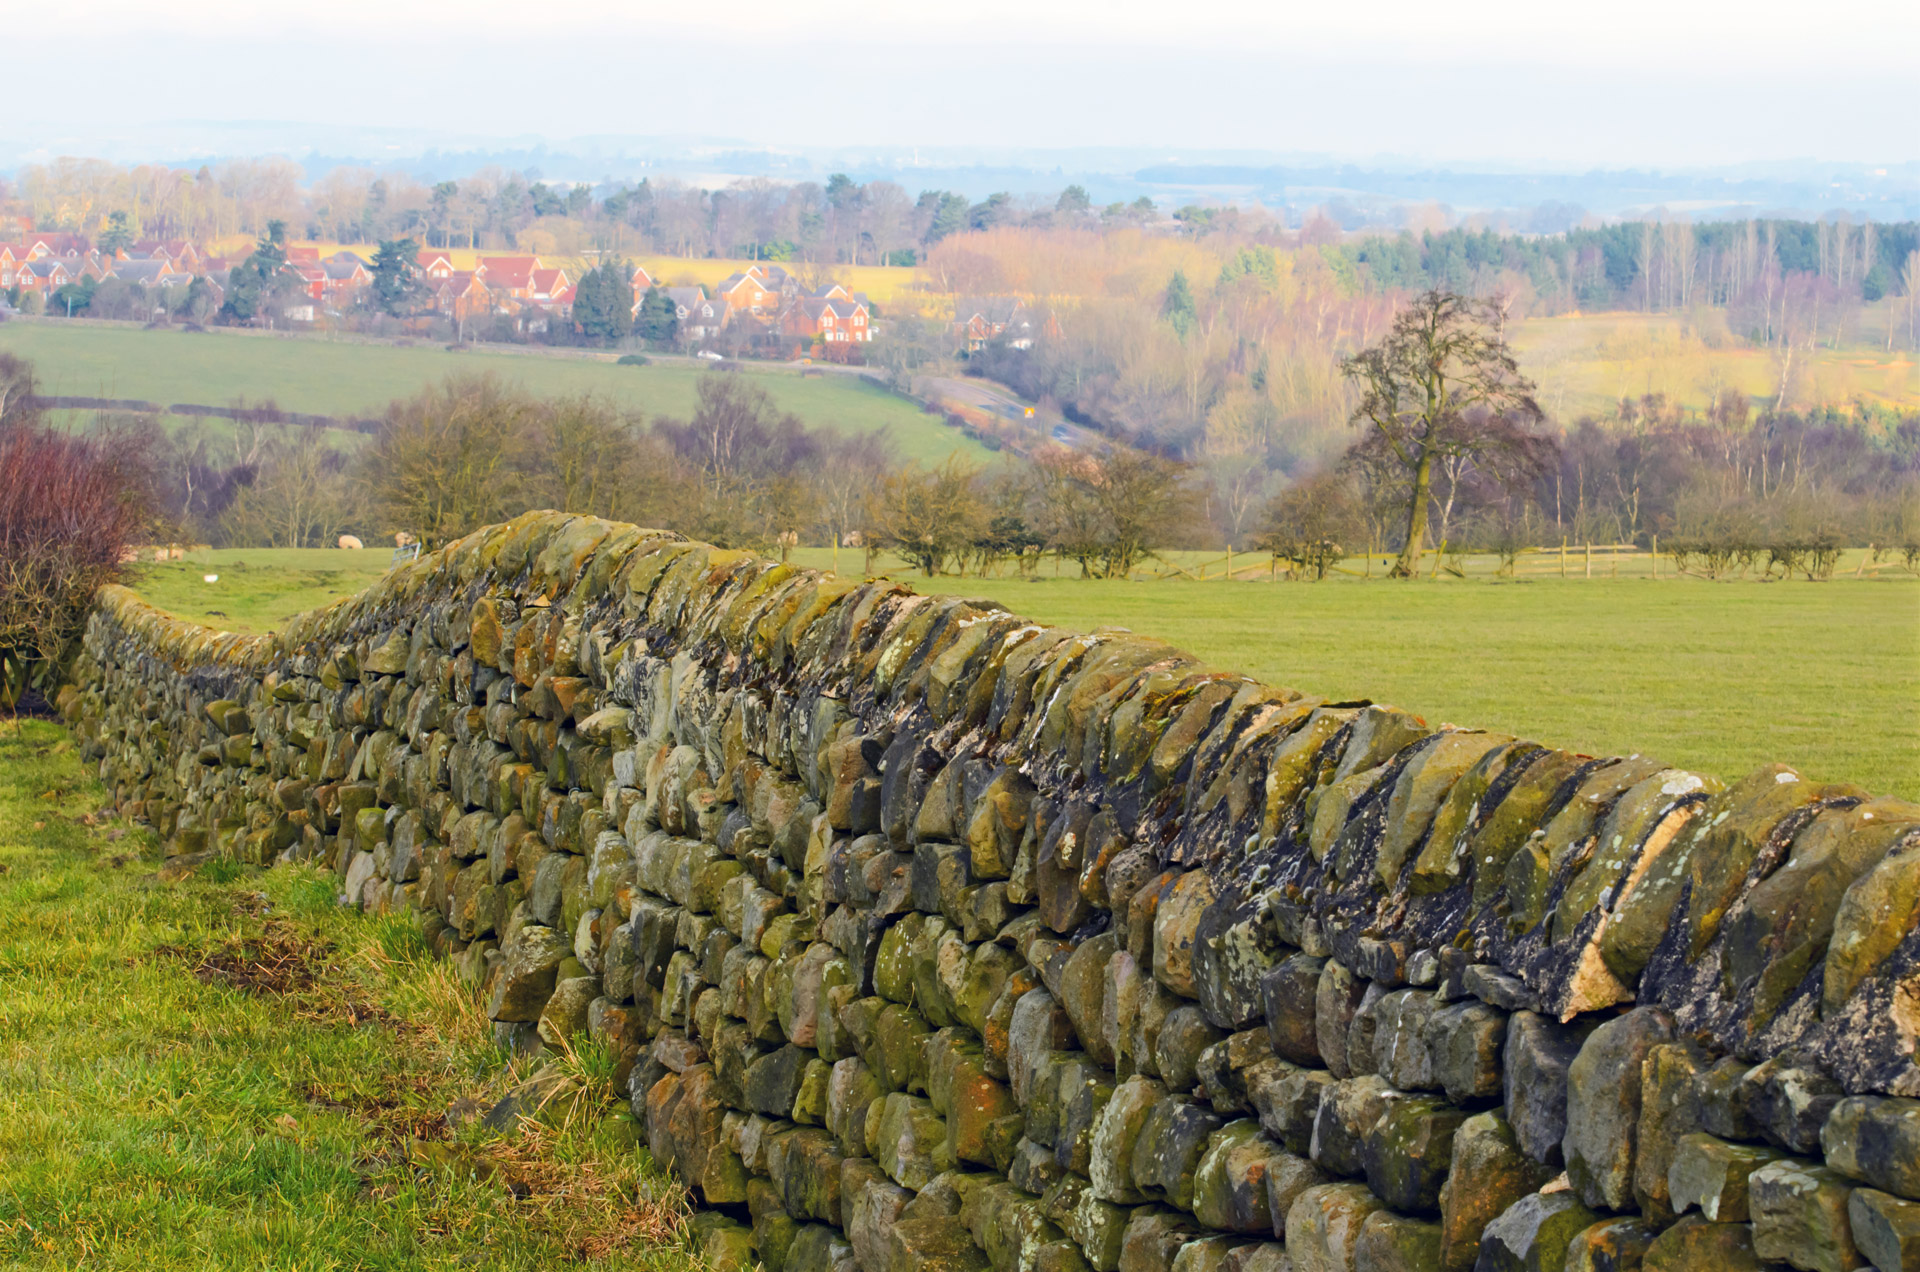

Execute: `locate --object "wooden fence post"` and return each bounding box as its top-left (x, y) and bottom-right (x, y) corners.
top-left (1585, 543), bottom-right (1592, 578)
top-left (1652, 535), bottom-right (1659, 578)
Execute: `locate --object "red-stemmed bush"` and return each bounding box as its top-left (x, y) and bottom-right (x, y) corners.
top-left (0, 419), bottom-right (157, 708)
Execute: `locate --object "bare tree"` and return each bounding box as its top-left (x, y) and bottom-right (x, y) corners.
top-left (869, 456), bottom-right (984, 575)
top-left (1340, 290), bottom-right (1544, 576)
top-left (359, 374), bottom-right (539, 546)
top-left (1256, 470), bottom-right (1361, 579)
top-left (1905, 251), bottom-right (1920, 352)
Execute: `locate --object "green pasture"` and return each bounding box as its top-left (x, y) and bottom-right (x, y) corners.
top-left (124, 544), bottom-right (1919, 799)
top-left (0, 718), bottom-right (698, 1269)
top-left (127, 548), bottom-right (397, 634)
top-left (0, 322), bottom-right (980, 463)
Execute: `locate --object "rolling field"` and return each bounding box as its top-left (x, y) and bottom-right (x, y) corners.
top-left (0, 717), bottom-right (698, 1268)
top-left (1510, 311), bottom-right (1920, 420)
top-left (0, 322), bottom-right (984, 464)
top-left (125, 545), bottom-right (1920, 799)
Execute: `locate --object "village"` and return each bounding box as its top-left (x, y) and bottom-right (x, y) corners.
top-left (0, 215), bottom-right (1061, 364)
top-left (0, 224), bottom-right (947, 355)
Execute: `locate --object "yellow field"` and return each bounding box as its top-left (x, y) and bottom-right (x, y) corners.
top-left (1511, 311), bottom-right (1920, 419)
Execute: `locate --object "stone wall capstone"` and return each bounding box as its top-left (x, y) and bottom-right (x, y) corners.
top-left (58, 511), bottom-right (1920, 1272)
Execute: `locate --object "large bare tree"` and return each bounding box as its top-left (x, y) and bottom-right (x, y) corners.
top-left (1341, 290), bottom-right (1544, 576)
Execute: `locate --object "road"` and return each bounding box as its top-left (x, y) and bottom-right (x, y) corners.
top-left (917, 374), bottom-right (1105, 452)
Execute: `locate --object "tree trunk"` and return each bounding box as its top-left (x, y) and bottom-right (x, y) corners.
top-left (1394, 450), bottom-right (1433, 578)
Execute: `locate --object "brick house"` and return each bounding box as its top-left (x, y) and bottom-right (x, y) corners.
top-left (663, 286), bottom-right (728, 340)
top-left (424, 271), bottom-right (491, 323)
top-left (954, 296), bottom-right (1038, 350)
top-left (18, 258), bottom-right (75, 299)
top-left (782, 295), bottom-right (871, 343)
top-left (714, 263), bottom-right (796, 320)
top-left (476, 255), bottom-right (541, 300)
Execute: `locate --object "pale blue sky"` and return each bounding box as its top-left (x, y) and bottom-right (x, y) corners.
top-left (12, 0), bottom-right (1917, 165)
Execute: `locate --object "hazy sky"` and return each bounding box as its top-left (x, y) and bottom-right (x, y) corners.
top-left (10, 0), bottom-right (1917, 165)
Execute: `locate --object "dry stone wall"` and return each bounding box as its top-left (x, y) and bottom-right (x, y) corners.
top-left (59, 511), bottom-right (1920, 1272)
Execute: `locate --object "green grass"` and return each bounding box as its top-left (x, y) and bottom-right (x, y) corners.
top-left (0, 322), bottom-right (984, 464)
top-left (786, 549), bottom-right (1920, 798)
top-left (0, 717), bottom-right (697, 1269)
top-left (124, 549), bottom-right (400, 635)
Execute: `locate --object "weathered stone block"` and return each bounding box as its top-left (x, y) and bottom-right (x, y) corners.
top-left (1054, 1059), bottom-right (1116, 1175)
top-left (1157, 1005), bottom-right (1228, 1093)
top-left (1118, 1208), bottom-right (1202, 1272)
top-left (1562, 1217), bottom-right (1660, 1272)
top-left (1371, 989), bottom-right (1436, 1092)
top-left (1154, 871), bottom-right (1218, 1000)
top-left (1667, 1132), bottom-right (1788, 1223)
top-left (1746, 1061), bottom-right (1844, 1158)
top-left (1474, 1192), bottom-right (1602, 1272)
top-left (1640, 1214), bottom-right (1768, 1271)
top-left (1133, 1095), bottom-right (1226, 1211)
top-left (1848, 1187), bottom-right (1920, 1272)
top-left (1315, 961), bottom-right (1368, 1079)
top-left (1219, 1243), bottom-right (1288, 1272)
top-left (487, 922), bottom-right (571, 1021)
top-left (1064, 1188), bottom-right (1136, 1272)
top-left (873, 1091), bottom-right (950, 1190)
top-left (1191, 1121), bottom-right (1280, 1233)
top-left (1424, 999), bottom-right (1507, 1105)
top-left (1437, 1112), bottom-right (1554, 1272)
top-left (1362, 1095), bottom-right (1467, 1214)
top-left (1563, 1007), bottom-right (1673, 1211)
top-left (1192, 897), bottom-right (1287, 1032)
top-left (1262, 953), bottom-right (1326, 1066)
top-left (1246, 1059), bottom-right (1332, 1156)
top-left (1309, 1074), bottom-right (1394, 1179)
top-left (746, 1045), bottom-right (813, 1117)
top-left (1284, 1182), bottom-right (1384, 1272)
top-left (1748, 1159), bottom-right (1863, 1272)
top-left (1010, 989), bottom-right (1077, 1104)
top-left (1822, 1096), bottom-right (1920, 1201)
top-left (536, 973), bottom-right (596, 1046)
top-left (842, 1157), bottom-right (911, 1270)
top-left (776, 1128), bottom-right (844, 1224)
top-left (1633, 1042), bottom-right (1704, 1220)
top-left (1093, 1075), bottom-right (1166, 1203)
top-left (1352, 1209), bottom-right (1443, 1272)
top-left (1503, 1010), bottom-right (1592, 1166)
top-left (884, 1215), bottom-right (989, 1272)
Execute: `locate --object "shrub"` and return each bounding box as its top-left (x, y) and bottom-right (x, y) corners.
top-left (616, 353), bottom-right (651, 367)
top-left (1255, 470), bottom-right (1362, 580)
top-left (0, 423), bottom-right (156, 707)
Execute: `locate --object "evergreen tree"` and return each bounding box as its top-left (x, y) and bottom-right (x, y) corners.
top-left (573, 262), bottom-right (634, 344)
top-left (220, 220), bottom-right (291, 325)
top-left (1161, 269), bottom-right (1196, 338)
top-left (636, 285), bottom-right (679, 345)
top-left (99, 211), bottom-right (135, 257)
top-left (371, 238), bottom-right (421, 317)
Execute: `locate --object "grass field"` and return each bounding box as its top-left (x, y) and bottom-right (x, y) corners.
top-left (125, 545), bottom-right (1920, 798)
top-left (0, 717), bottom-right (696, 1269)
top-left (1509, 311), bottom-right (1920, 421)
top-left (0, 322), bottom-right (984, 464)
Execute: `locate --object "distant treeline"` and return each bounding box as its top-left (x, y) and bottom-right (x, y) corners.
top-left (1343, 219), bottom-right (1920, 312)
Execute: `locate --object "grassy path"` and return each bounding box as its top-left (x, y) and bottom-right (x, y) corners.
top-left (0, 719), bottom-right (692, 1270)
